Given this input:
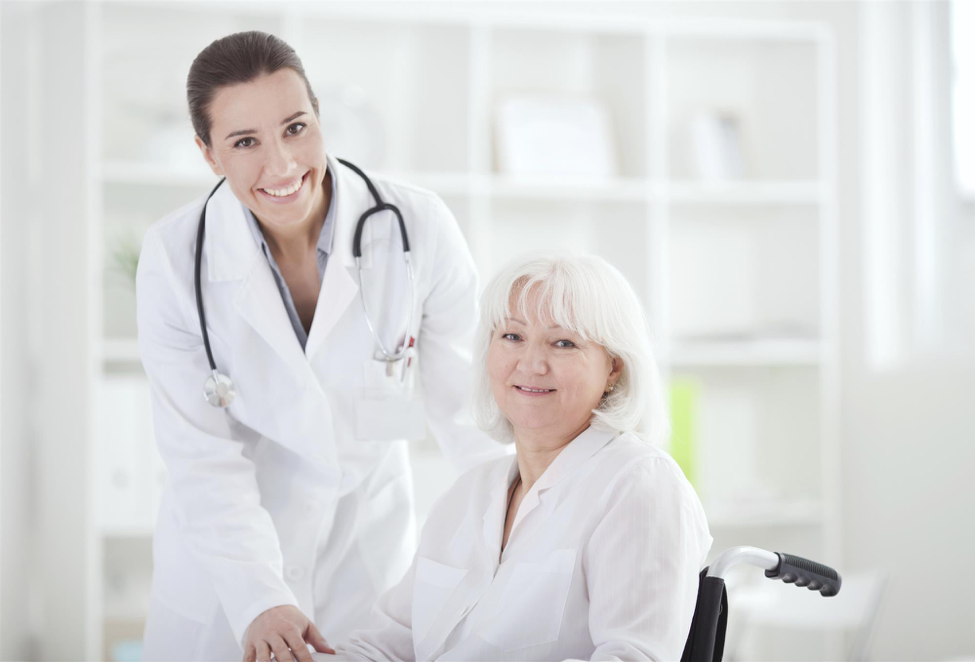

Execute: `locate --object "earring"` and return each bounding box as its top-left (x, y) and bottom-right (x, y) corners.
top-left (605, 383), bottom-right (615, 393)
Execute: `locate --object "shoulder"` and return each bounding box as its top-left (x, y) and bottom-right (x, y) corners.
top-left (357, 170), bottom-right (459, 239)
top-left (423, 454), bottom-right (511, 524)
top-left (595, 432), bottom-right (702, 510)
top-left (447, 452), bottom-right (511, 501)
top-left (139, 190), bottom-right (209, 272)
top-left (135, 191), bottom-right (210, 329)
top-left (363, 170), bottom-right (445, 208)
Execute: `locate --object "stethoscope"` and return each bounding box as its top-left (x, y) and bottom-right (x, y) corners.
top-left (194, 158), bottom-right (414, 408)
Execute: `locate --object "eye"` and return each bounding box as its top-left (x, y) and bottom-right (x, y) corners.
top-left (501, 332), bottom-right (522, 342)
top-left (233, 136), bottom-right (256, 149)
top-left (555, 339), bottom-right (576, 348)
top-left (286, 122), bottom-right (306, 136)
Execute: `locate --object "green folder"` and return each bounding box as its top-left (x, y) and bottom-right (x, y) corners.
top-left (669, 377), bottom-right (699, 489)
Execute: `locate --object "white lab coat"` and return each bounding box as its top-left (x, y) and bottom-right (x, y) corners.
top-left (137, 154), bottom-right (505, 661)
top-left (334, 424), bottom-right (713, 661)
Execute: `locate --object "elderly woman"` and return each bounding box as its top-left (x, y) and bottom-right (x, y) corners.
top-left (328, 255), bottom-right (712, 661)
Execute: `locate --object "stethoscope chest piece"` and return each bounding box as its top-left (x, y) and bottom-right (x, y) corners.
top-left (204, 370), bottom-right (236, 408)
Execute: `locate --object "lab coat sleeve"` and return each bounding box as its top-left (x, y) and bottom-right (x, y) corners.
top-left (136, 227), bottom-right (300, 648)
top-left (579, 457), bottom-right (713, 662)
top-left (416, 195), bottom-right (509, 472)
top-left (331, 553), bottom-right (419, 661)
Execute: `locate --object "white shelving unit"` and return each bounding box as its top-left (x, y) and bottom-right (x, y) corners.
top-left (84, 5), bottom-right (837, 660)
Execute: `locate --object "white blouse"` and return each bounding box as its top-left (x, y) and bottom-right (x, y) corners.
top-left (330, 424), bottom-right (712, 661)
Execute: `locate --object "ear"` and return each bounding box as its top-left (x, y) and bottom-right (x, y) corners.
top-left (607, 356), bottom-right (624, 388)
top-left (195, 135), bottom-right (224, 177)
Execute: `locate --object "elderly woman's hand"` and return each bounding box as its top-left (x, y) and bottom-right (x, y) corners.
top-left (242, 605), bottom-right (334, 662)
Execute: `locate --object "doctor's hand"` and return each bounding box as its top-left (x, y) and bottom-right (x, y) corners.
top-left (242, 605), bottom-right (335, 662)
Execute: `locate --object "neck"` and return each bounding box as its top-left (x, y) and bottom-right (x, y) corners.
top-left (259, 169), bottom-right (332, 263)
top-left (512, 418), bottom-right (592, 492)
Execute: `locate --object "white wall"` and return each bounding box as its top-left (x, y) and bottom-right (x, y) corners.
top-left (1, 3), bottom-right (94, 660)
top-left (1, 5), bottom-right (37, 660)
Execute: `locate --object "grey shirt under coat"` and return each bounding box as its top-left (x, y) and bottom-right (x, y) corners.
top-left (243, 170), bottom-right (337, 351)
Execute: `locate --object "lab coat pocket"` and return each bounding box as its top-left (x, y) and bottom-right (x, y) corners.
top-left (479, 548), bottom-right (577, 652)
top-left (354, 388), bottom-right (426, 441)
top-left (412, 557), bottom-right (468, 644)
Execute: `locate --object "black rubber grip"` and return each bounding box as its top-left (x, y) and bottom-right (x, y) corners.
top-left (765, 552), bottom-right (842, 596)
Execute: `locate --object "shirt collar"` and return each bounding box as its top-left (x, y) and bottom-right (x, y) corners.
top-left (481, 421), bottom-right (621, 554)
top-left (528, 422), bottom-right (621, 494)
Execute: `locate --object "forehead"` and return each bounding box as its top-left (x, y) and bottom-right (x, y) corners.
top-left (504, 284), bottom-right (567, 329)
top-left (208, 69), bottom-right (310, 132)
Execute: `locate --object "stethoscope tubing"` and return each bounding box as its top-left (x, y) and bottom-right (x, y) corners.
top-left (193, 160), bottom-right (414, 407)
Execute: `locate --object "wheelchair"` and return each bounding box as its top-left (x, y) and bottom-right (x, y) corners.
top-left (681, 546), bottom-right (842, 662)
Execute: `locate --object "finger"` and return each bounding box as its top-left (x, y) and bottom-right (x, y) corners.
top-left (282, 627), bottom-right (315, 662)
top-left (255, 640), bottom-right (272, 662)
top-left (269, 634), bottom-right (295, 662)
top-left (243, 643), bottom-right (257, 662)
top-left (306, 622), bottom-right (336, 655)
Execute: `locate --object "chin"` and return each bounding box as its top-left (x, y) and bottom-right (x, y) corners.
top-left (509, 413), bottom-right (559, 432)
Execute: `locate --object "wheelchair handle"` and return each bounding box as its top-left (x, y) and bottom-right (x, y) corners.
top-left (764, 552), bottom-right (842, 597)
top-left (706, 546), bottom-right (841, 597)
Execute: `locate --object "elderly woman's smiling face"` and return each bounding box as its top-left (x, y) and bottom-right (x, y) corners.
top-left (487, 288), bottom-right (621, 445)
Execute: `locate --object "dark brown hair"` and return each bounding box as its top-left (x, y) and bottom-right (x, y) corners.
top-left (187, 31), bottom-right (318, 146)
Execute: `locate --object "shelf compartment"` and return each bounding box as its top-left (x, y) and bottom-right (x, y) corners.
top-left (100, 4), bottom-right (285, 166)
top-left (668, 204), bottom-right (820, 341)
top-left (297, 18), bottom-right (472, 174)
top-left (665, 36), bottom-right (819, 182)
top-left (93, 375), bottom-right (164, 534)
top-left (488, 27), bottom-right (650, 179)
top-left (479, 197), bottom-right (652, 309)
top-left (102, 181), bottom-right (205, 341)
top-left (668, 366), bottom-right (823, 515)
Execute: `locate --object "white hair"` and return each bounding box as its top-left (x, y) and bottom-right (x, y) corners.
top-left (472, 253), bottom-right (670, 446)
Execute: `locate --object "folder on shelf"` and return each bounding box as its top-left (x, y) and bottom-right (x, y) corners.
top-left (669, 377), bottom-right (700, 490)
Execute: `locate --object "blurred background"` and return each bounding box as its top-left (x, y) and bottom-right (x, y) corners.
top-left (1, 1), bottom-right (972, 660)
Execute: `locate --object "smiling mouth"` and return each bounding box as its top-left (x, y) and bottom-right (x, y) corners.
top-left (514, 385), bottom-right (556, 393)
top-left (259, 172), bottom-right (307, 197)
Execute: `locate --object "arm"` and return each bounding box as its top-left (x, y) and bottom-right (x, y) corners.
top-left (581, 457), bottom-right (713, 661)
top-left (137, 227), bottom-right (299, 648)
top-left (416, 195), bottom-right (509, 472)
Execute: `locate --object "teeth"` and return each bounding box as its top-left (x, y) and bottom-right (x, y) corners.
top-left (263, 176), bottom-right (303, 197)
top-left (518, 386), bottom-right (552, 393)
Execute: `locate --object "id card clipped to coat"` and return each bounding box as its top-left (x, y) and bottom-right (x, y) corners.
top-left (354, 339), bottom-right (426, 441)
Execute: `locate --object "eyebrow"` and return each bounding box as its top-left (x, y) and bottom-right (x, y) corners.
top-left (223, 111), bottom-right (307, 140)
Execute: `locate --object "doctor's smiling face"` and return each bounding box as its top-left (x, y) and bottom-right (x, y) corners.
top-left (488, 286), bottom-right (622, 450)
top-left (195, 68), bottom-right (327, 230)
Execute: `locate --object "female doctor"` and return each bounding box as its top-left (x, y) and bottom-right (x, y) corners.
top-left (136, 31), bottom-right (504, 662)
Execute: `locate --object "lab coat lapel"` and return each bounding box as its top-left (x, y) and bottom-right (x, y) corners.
top-left (205, 182), bottom-right (308, 379)
top-left (304, 156), bottom-right (360, 362)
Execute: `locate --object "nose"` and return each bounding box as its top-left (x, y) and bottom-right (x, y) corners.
top-left (265, 135), bottom-right (297, 178)
top-left (517, 341), bottom-right (550, 376)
